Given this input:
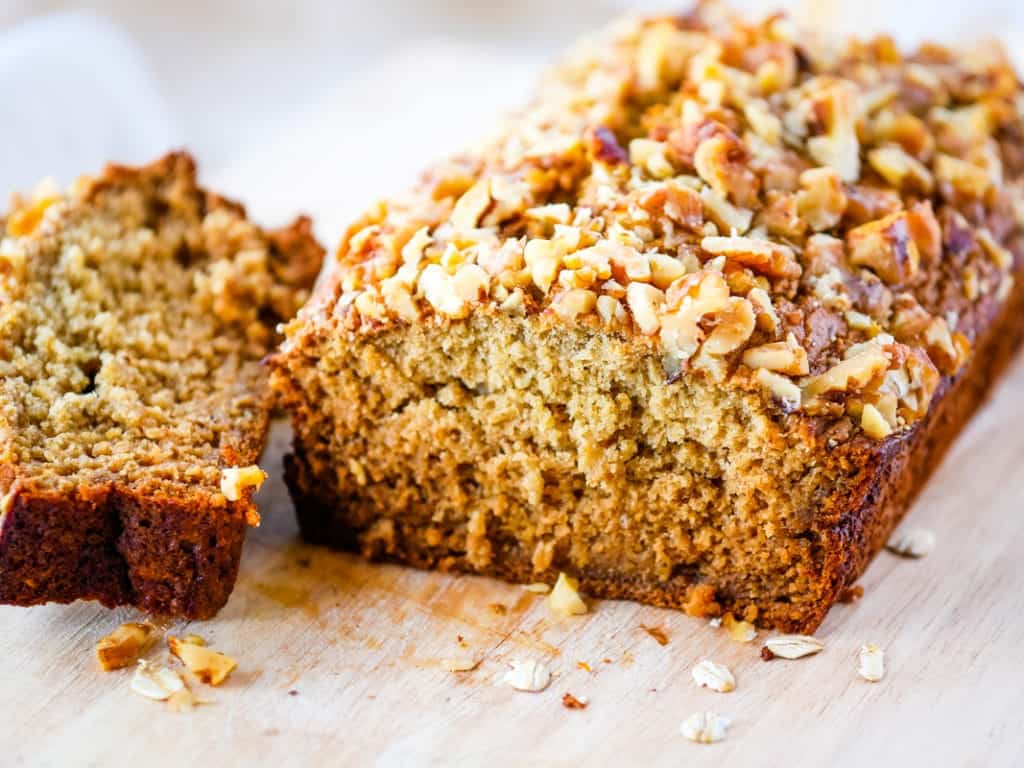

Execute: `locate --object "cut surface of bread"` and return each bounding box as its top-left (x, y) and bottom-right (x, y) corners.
top-left (271, 8), bottom-right (1024, 630)
top-left (0, 152), bottom-right (323, 618)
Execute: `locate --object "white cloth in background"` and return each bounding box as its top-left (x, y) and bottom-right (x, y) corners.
top-left (0, 12), bottom-right (175, 194)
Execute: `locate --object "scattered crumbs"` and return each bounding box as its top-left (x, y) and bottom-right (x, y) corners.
top-left (760, 646), bottom-right (776, 661)
top-left (489, 602), bottom-right (508, 616)
top-left (602, 658), bottom-right (613, 664)
top-left (456, 634), bottom-right (469, 648)
top-left (641, 624), bottom-right (669, 646)
top-left (562, 692), bottom-right (589, 710)
top-left (577, 661), bottom-right (592, 673)
top-left (524, 582), bottom-right (552, 594)
top-left (839, 584), bottom-right (865, 603)
top-left (288, 690), bottom-right (299, 697)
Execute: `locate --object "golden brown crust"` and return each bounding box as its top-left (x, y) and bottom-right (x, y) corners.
top-left (0, 151), bottom-right (324, 618)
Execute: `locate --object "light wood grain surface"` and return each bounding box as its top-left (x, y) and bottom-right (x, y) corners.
top-left (3, 354), bottom-right (1023, 767)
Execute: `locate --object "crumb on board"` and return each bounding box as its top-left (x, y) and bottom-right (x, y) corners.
top-left (562, 692), bottom-right (589, 709)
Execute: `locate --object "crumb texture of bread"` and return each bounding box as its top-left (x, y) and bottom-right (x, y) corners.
top-left (0, 152), bottom-right (324, 617)
top-left (272, 6), bottom-right (1024, 629)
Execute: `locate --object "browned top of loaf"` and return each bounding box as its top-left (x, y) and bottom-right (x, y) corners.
top-left (0, 152), bottom-right (323, 505)
top-left (285, 4), bottom-right (1024, 444)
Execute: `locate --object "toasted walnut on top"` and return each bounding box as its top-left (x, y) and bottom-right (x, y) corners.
top-left (319, 5), bottom-right (1023, 443)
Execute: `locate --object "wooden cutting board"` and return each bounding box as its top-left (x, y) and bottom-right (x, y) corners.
top-left (3, 354), bottom-right (1023, 767)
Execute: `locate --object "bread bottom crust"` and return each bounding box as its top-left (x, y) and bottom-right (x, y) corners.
top-left (0, 481), bottom-right (248, 619)
top-left (284, 275), bottom-right (1024, 632)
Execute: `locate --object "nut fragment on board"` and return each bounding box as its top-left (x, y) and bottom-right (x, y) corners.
top-left (858, 643), bottom-right (886, 682)
top-left (722, 613), bottom-right (756, 643)
top-left (503, 659), bottom-right (552, 692)
top-left (680, 711), bottom-right (731, 744)
top-left (761, 634), bottom-right (825, 660)
top-left (130, 660), bottom-right (186, 701)
top-left (562, 692), bottom-right (589, 709)
top-left (219, 465), bottom-right (267, 502)
top-left (548, 572), bottom-right (588, 617)
top-left (168, 636), bottom-right (237, 686)
top-left (886, 528), bottom-right (936, 558)
top-left (96, 623), bottom-right (156, 671)
top-left (524, 582), bottom-right (552, 594)
top-left (691, 660), bottom-right (736, 692)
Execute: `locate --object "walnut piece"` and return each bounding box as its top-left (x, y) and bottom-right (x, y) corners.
top-left (503, 658), bottom-right (551, 692)
top-left (548, 572), bottom-right (588, 617)
top-left (96, 622), bottom-right (156, 671)
top-left (168, 635), bottom-right (238, 686)
top-left (691, 659), bottom-right (736, 692)
top-left (219, 465), bottom-right (267, 502)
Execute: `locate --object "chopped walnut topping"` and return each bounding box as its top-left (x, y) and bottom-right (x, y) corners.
top-left (219, 465), bottom-right (267, 502)
top-left (701, 235), bottom-right (801, 280)
top-left (847, 212), bottom-right (920, 285)
top-left (319, 5), bottom-right (1024, 447)
top-left (868, 146), bottom-right (934, 194)
top-left (803, 341), bottom-right (890, 402)
top-left (96, 623), bottom-right (156, 671)
top-left (796, 167), bottom-right (847, 231)
top-left (742, 333), bottom-right (809, 375)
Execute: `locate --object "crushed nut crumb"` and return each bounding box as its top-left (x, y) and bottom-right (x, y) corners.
top-left (858, 643), bottom-right (886, 682)
top-left (503, 658), bottom-right (552, 692)
top-left (548, 572), bottom-right (588, 617)
top-left (691, 659), bottom-right (736, 692)
top-left (96, 622), bottom-right (155, 671)
top-left (168, 635), bottom-right (237, 686)
top-left (219, 465), bottom-right (267, 502)
top-left (762, 634), bottom-right (824, 660)
top-left (680, 711), bottom-right (731, 744)
top-left (886, 528), bottom-right (936, 558)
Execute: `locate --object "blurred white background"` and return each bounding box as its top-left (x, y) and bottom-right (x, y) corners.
top-left (1, 0), bottom-right (1021, 245)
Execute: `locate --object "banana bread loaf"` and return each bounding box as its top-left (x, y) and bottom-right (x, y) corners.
top-left (270, 7), bottom-right (1024, 631)
top-left (0, 153), bottom-right (323, 618)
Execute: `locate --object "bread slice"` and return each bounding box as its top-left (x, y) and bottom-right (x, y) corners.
top-left (0, 153), bottom-right (323, 618)
top-left (270, 9), bottom-right (1024, 631)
